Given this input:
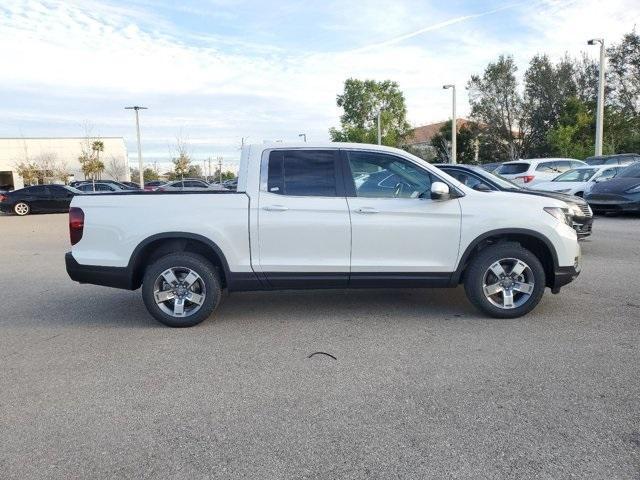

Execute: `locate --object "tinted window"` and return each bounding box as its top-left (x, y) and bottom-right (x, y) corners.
top-left (536, 161), bottom-right (561, 173)
top-left (96, 184), bottom-right (112, 191)
top-left (605, 158), bottom-right (620, 165)
top-left (619, 163), bottom-right (640, 178)
top-left (267, 150), bottom-right (337, 197)
top-left (584, 157), bottom-right (603, 165)
top-left (183, 181), bottom-right (207, 188)
top-left (347, 151), bottom-right (433, 198)
top-left (497, 163), bottom-right (529, 175)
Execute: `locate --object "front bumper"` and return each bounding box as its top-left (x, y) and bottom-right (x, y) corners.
top-left (587, 195), bottom-right (640, 213)
top-left (65, 252), bottom-right (134, 290)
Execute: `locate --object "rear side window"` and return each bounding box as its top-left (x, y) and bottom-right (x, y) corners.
top-left (497, 163), bottom-right (529, 175)
top-left (267, 150), bottom-right (337, 197)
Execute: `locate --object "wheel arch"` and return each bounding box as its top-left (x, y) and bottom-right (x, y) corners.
top-left (452, 229), bottom-right (558, 288)
top-left (128, 232), bottom-right (232, 290)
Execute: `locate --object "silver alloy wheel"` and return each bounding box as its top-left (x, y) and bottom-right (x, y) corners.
top-left (482, 258), bottom-right (535, 309)
top-left (153, 266), bottom-right (206, 318)
top-left (14, 202), bottom-right (29, 216)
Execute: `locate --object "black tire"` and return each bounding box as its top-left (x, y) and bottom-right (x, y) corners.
top-left (464, 243), bottom-right (546, 319)
top-left (13, 202), bottom-right (30, 216)
top-left (142, 252), bottom-right (221, 327)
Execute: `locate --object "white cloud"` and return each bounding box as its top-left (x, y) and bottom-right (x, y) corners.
top-left (0, 0), bottom-right (638, 164)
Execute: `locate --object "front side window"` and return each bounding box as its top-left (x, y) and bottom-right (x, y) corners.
top-left (595, 168), bottom-right (619, 181)
top-left (447, 170), bottom-right (492, 190)
top-left (347, 151), bottom-right (433, 198)
top-left (267, 150), bottom-right (337, 197)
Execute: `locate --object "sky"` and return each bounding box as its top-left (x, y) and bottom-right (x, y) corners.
top-left (1, 0), bottom-right (639, 171)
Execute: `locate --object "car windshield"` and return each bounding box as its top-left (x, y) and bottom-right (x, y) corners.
top-left (497, 163), bottom-right (529, 175)
top-left (584, 158), bottom-right (604, 165)
top-left (552, 168), bottom-right (597, 182)
top-left (619, 162), bottom-right (640, 178)
top-left (480, 170), bottom-right (522, 189)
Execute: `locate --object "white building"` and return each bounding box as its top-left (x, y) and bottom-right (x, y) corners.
top-left (0, 137), bottom-right (130, 190)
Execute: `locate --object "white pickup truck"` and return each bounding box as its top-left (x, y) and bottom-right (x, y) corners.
top-left (66, 143), bottom-right (581, 327)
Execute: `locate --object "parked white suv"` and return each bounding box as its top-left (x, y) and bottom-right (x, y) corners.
top-left (497, 158), bottom-right (586, 186)
top-left (65, 143), bottom-right (581, 327)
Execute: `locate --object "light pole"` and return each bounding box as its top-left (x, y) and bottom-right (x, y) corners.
top-left (125, 106), bottom-right (147, 187)
top-left (298, 133), bottom-right (307, 142)
top-left (588, 38), bottom-right (605, 156)
top-left (377, 109), bottom-right (382, 145)
top-left (443, 85), bottom-right (456, 164)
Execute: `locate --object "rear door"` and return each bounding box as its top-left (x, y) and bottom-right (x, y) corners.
top-left (49, 185), bottom-right (74, 211)
top-left (343, 149), bottom-right (461, 282)
top-left (256, 149), bottom-right (350, 287)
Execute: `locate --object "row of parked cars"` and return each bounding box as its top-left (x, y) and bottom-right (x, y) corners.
top-left (0, 178), bottom-right (234, 216)
top-left (479, 153), bottom-right (640, 215)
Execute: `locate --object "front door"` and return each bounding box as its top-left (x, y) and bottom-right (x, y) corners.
top-left (343, 149), bottom-right (462, 284)
top-left (257, 149), bottom-right (351, 288)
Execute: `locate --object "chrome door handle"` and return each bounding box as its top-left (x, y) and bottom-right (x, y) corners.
top-left (263, 205), bottom-right (288, 212)
top-left (354, 207), bottom-right (379, 214)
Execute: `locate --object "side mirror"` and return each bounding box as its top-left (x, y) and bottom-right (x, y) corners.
top-left (473, 183), bottom-right (492, 192)
top-left (430, 181), bottom-right (450, 200)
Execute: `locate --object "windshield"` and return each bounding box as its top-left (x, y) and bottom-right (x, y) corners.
top-left (619, 162), bottom-right (640, 178)
top-left (497, 163), bottom-right (529, 175)
top-left (584, 158), bottom-right (604, 165)
top-left (481, 170), bottom-right (522, 189)
top-left (552, 168), bottom-right (597, 182)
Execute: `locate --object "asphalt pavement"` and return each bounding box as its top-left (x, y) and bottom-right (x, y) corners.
top-left (1, 213), bottom-right (639, 479)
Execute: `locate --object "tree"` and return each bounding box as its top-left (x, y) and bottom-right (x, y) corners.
top-left (105, 156), bottom-right (126, 181)
top-left (78, 128), bottom-right (105, 181)
top-left (430, 121), bottom-right (479, 164)
top-left (522, 55), bottom-right (577, 156)
top-left (607, 30), bottom-right (640, 116)
top-left (329, 78), bottom-right (412, 147)
top-left (14, 161), bottom-right (39, 185)
top-left (467, 55), bottom-right (524, 161)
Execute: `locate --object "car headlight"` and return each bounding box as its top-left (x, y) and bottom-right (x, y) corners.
top-left (544, 206), bottom-right (572, 226)
top-left (567, 204), bottom-right (584, 217)
top-left (625, 184), bottom-right (640, 193)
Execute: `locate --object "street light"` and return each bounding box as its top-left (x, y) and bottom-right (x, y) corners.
top-left (443, 84), bottom-right (456, 164)
top-left (587, 38), bottom-right (605, 156)
top-left (125, 106), bottom-right (148, 187)
top-left (377, 109), bottom-right (383, 145)
top-left (298, 133), bottom-right (307, 142)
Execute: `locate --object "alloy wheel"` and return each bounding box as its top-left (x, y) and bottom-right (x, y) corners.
top-left (482, 258), bottom-right (535, 309)
top-left (153, 266), bottom-right (206, 317)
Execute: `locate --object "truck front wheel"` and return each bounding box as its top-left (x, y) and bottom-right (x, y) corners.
top-left (464, 244), bottom-right (546, 318)
top-left (142, 252), bottom-right (221, 327)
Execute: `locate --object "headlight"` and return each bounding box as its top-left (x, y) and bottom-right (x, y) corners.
top-left (544, 206), bottom-right (572, 226)
top-left (625, 184), bottom-right (640, 193)
top-left (568, 204), bottom-right (584, 217)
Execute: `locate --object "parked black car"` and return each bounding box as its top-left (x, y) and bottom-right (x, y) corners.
top-left (435, 164), bottom-right (594, 237)
top-left (0, 184), bottom-right (82, 216)
top-left (585, 162), bottom-right (640, 214)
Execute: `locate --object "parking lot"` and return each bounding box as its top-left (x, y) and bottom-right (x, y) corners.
top-left (1, 213), bottom-right (639, 479)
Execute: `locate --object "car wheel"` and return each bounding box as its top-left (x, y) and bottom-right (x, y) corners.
top-left (464, 243), bottom-right (546, 318)
top-left (13, 202), bottom-right (30, 216)
top-left (142, 252), bottom-right (221, 327)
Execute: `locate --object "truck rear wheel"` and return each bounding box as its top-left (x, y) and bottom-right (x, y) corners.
top-left (464, 244), bottom-right (546, 318)
top-left (142, 252), bottom-right (221, 327)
